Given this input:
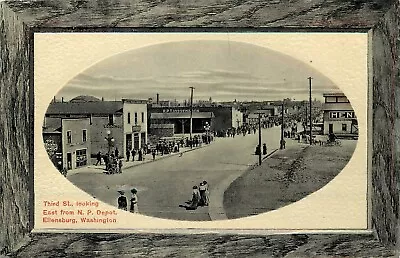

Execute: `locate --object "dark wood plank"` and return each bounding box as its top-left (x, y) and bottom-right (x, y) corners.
top-left (4, 0), bottom-right (394, 28)
top-left (11, 233), bottom-right (396, 257)
top-left (371, 0), bottom-right (400, 249)
top-left (0, 2), bottom-right (33, 255)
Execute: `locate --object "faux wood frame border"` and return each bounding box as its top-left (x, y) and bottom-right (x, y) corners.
top-left (0, 1), bottom-right (398, 257)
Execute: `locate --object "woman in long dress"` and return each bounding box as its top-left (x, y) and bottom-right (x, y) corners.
top-left (202, 181), bottom-right (209, 206)
top-left (130, 188), bottom-right (138, 213)
top-left (190, 186), bottom-right (200, 209)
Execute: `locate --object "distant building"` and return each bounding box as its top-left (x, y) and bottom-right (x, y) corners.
top-left (322, 93), bottom-right (358, 137)
top-left (246, 106), bottom-right (277, 126)
top-left (148, 105), bottom-right (244, 136)
top-left (122, 99), bottom-right (148, 154)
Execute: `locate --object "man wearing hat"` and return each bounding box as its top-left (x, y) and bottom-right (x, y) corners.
top-left (117, 191), bottom-right (127, 211)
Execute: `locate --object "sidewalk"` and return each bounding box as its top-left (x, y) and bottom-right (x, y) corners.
top-left (68, 142), bottom-right (214, 176)
top-left (223, 138), bottom-right (357, 219)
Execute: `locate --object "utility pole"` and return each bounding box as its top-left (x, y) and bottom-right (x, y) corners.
top-left (308, 77), bottom-right (313, 145)
top-left (280, 101), bottom-right (284, 149)
top-left (255, 112), bottom-right (263, 165)
top-left (305, 104), bottom-right (308, 131)
top-left (189, 86), bottom-right (195, 148)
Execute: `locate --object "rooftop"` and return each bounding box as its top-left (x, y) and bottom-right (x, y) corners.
top-left (46, 101), bottom-right (123, 115)
top-left (122, 99), bottom-right (149, 104)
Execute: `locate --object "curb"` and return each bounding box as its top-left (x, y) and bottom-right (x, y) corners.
top-left (262, 149), bottom-right (279, 161)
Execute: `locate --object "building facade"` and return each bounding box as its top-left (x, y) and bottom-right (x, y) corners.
top-left (44, 97), bottom-right (124, 157)
top-left (61, 118), bottom-right (91, 170)
top-left (122, 99), bottom-right (148, 154)
top-left (322, 93), bottom-right (358, 137)
top-left (149, 105), bottom-right (244, 136)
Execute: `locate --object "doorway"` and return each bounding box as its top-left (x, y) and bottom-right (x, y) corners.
top-left (67, 152), bottom-right (72, 170)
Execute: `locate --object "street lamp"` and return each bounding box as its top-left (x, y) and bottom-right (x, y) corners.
top-left (105, 130), bottom-right (115, 154)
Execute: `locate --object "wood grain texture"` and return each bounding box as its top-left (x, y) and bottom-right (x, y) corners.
top-left (0, 0), bottom-right (399, 256)
top-left (3, 0), bottom-right (393, 28)
top-left (371, 0), bottom-right (400, 249)
top-left (0, 2), bottom-right (33, 255)
top-left (10, 233), bottom-right (396, 257)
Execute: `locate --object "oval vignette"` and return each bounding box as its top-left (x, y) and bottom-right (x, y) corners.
top-left (42, 40), bottom-right (359, 221)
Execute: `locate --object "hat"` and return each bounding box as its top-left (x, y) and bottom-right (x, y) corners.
top-left (118, 190), bottom-right (125, 195)
top-left (131, 188), bottom-right (137, 194)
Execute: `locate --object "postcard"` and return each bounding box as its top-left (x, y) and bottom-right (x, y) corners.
top-left (33, 32), bottom-right (369, 232)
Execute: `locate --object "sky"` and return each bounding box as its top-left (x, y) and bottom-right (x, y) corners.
top-left (56, 40), bottom-right (341, 102)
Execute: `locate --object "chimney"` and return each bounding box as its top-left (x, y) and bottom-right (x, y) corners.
top-left (156, 93), bottom-right (159, 104)
top-left (102, 97), bottom-right (104, 101)
top-left (53, 96), bottom-right (56, 103)
top-left (61, 97), bottom-right (64, 103)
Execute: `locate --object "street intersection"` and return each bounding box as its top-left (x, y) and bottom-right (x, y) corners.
top-left (68, 126), bottom-right (281, 221)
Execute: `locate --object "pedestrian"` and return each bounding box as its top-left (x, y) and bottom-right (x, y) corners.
top-left (95, 151), bottom-right (102, 166)
top-left (263, 143), bottom-right (267, 155)
top-left (115, 148), bottom-right (119, 159)
top-left (104, 154), bottom-right (109, 172)
top-left (131, 149), bottom-right (136, 161)
top-left (129, 188), bottom-right (138, 213)
top-left (117, 191), bottom-right (127, 211)
top-left (118, 159), bottom-right (123, 173)
top-left (152, 148), bottom-right (156, 161)
top-left (202, 180), bottom-right (209, 206)
top-left (280, 139), bottom-right (286, 149)
top-left (126, 149), bottom-right (130, 162)
top-left (189, 186), bottom-right (200, 210)
top-left (138, 148), bottom-right (143, 161)
top-left (199, 182), bottom-right (206, 206)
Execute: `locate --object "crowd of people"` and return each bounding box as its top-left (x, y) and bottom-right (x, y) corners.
top-left (95, 150), bottom-right (123, 174)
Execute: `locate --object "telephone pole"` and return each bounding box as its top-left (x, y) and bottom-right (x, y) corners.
top-left (189, 86), bottom-right (195, 148)
top-left (255, 112), bottom-right (263, 165)
top-left (280, 101), bottom-right (284, 149)
top-left (308, 77), bottom-right (313, 145)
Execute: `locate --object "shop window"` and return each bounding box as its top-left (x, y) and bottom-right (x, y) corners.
top-left (134, 112), bottom-right (138, 125)
top-left (325, 97), bottom-right (337, 103)
top-left (76, 149), bottom-right (87, 167)
top-left (67, 131), bottom-right (72, 144)
top-left (337, 96), bottom-right (350, 103)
